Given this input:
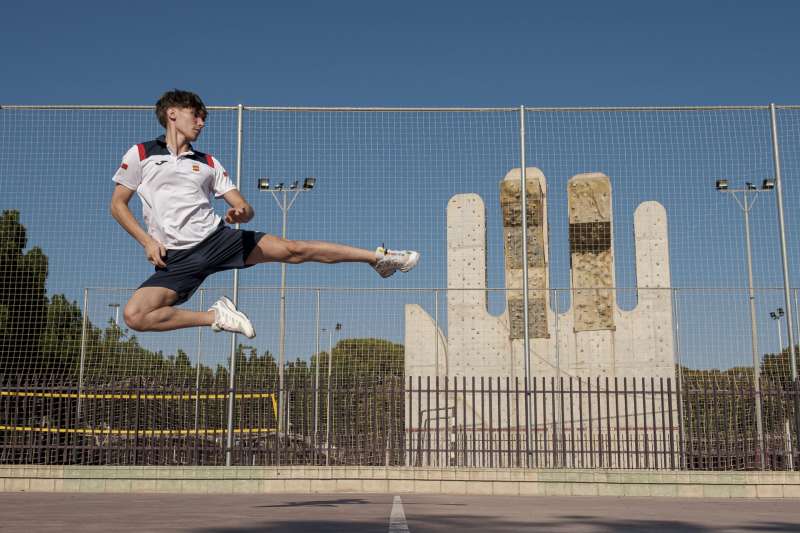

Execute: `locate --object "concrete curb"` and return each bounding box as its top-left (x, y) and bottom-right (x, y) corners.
top-left (1, 466), bottom-right (799, 498)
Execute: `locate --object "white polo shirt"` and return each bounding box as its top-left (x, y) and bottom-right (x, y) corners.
top-left (113, 135), bottom-right (236, 249)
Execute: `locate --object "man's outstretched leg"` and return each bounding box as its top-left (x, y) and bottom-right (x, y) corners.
top-left (123, 233), bottom-right (417, 338)
top-left (124, 286), bottom-right (255, 338)
top-left (245, 235), bottom-right (420, 277)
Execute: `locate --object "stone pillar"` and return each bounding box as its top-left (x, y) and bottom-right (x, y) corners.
top-left (500, 168), bottom-right (549, 340)
top-left (568, 173), bottom-right (616, 376)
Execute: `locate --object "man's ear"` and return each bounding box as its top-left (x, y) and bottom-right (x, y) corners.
top-left (167, 107), bottom-right (178, 123)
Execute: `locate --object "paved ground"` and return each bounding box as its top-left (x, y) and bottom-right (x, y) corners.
top-left (0, 493), bottom-right (798, 532)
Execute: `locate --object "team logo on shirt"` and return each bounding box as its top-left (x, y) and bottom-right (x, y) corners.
top-left (192, 164), bottom-right (200, 172)
top-left (119, 163), bottom-right (128, 170)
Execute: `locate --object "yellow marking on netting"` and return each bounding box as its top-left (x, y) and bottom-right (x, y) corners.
top-left (0, 391), bottom-right (277, 401)
top-left (0, 425), bottom-right (276, 436)
top-left (1, 391), bottom-right (279, 423)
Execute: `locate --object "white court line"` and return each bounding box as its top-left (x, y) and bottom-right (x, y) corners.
top-left (389, 495), bottom-right (410, 532)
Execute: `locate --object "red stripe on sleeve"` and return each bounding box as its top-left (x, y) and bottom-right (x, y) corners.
top-left (205, 154), bottom-right (215, 168)
top-left (137, 144), bottom-right (146, 161)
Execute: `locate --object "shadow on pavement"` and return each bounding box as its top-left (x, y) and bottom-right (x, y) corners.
top-left (256, 498), bottom-right (373, 508)
top-left (198, 514), bottom-right (800, 533)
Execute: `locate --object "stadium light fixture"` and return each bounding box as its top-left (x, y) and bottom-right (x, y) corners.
top-left (715, 179), bottom-right (728, 191)
top-left (303, 177), bottom-right (316, 190)
top-left (762, 179), bottom-right (775, 190)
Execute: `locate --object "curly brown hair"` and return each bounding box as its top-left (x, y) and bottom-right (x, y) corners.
top-left (154, 89), bottom-right (207, 128)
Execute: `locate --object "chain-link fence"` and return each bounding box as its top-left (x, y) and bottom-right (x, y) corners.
top-left (1, 104), bottom-right (800, 468)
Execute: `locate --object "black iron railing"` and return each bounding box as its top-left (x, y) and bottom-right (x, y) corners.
top-left (1, 375), bottom-right (797, 470)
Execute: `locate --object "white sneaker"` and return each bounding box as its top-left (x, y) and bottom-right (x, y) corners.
top-left (373, 246), bottom-right (421, 278)
top-left (210, 296), bottom-right (255, 338)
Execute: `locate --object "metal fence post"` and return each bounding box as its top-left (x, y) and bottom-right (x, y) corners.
top-left (77, 288), bottom-right (89, 422)
top-left (769, 103), bottom-right (800, 459)
top-left (519, 105), bottom-right (533, 463)
top-left (194, 289), bottom-right (204, 437)
top-left (554, 289), bottom-right (561, 440)
top-left (770, 104), bottom-right (798, 380)
top-left (434, 289), bottom-right (440, 375)
top-left (225, 103), bottom-right (245, 466)
top-left (795, 286), bottom-right (800, 372)
top-left (671, 288), bottom-right (687, 470)
top-left (313, 289), bottom-right (321, 460)
top-left (325, 327), bottom-right (334, 466)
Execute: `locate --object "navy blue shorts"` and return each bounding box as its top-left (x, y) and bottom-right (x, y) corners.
top-left (138, 224), bottom-right (266, 305)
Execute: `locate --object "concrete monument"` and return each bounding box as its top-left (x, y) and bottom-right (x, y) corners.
top-left (404, 168), bottom-right (676, 467)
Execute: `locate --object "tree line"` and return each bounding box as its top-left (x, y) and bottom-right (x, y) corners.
top-left (0, 209), bottom-right (404, 389)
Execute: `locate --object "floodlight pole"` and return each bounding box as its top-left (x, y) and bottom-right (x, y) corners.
top-left (324, 322), bottom-right (341, 465)
top-left (277, 190), bottom-right (290, 433)
top-left (718, 184), bottom-right (766, 468)
top-left (108, 303), bottom-right (120, 327)
top-left (770, 308), bottom-right (785, 355)
top-left (276, 188), bottom-right (302, 433)
top-left (259, 180), bottom-right (314, 434)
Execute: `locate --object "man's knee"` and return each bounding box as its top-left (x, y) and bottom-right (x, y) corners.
top-left (123, 303), bottom-right (149, 331)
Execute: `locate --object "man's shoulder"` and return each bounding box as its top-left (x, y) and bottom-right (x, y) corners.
top-left (133, 138), bottom-right (170, 161)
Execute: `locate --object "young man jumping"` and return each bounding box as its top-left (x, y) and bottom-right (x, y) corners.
top-left (110, 90), bottom-right (419, 339)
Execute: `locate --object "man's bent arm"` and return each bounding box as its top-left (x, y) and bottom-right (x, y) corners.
top-left (222, 189), bottom-right (255, 223)
top-left (110, 184), bottom-right (153, 247)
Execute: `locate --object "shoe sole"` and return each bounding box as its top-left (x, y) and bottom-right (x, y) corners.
top-left (378, 269), bottom-right (395, 279)
top-left (217, 296), bottom-right (256, 338)
top-left (400, 251), bottom-right (420, 273)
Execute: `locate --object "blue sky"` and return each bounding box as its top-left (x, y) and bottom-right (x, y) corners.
top-left (2, 1), bottom-right (799, 107)
top-left (2, 1), bottom-right (800, 374)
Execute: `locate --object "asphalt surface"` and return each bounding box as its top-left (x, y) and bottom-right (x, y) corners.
top-left (0, 493), bottom-right (797, 532)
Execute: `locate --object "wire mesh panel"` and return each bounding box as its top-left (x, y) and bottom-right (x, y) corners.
top-left (525, 108), bottom-right (779, 293)
top-left (776, 107), bottom-right (800, 284)
top-left (240, 108), bottom-right (519, 302)
top-left (1, 104), bottom-right (800, 469)
top-left (0, 107), bottom-right (238, 382)
top-left (521, 108), bottom-right (800, 383)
